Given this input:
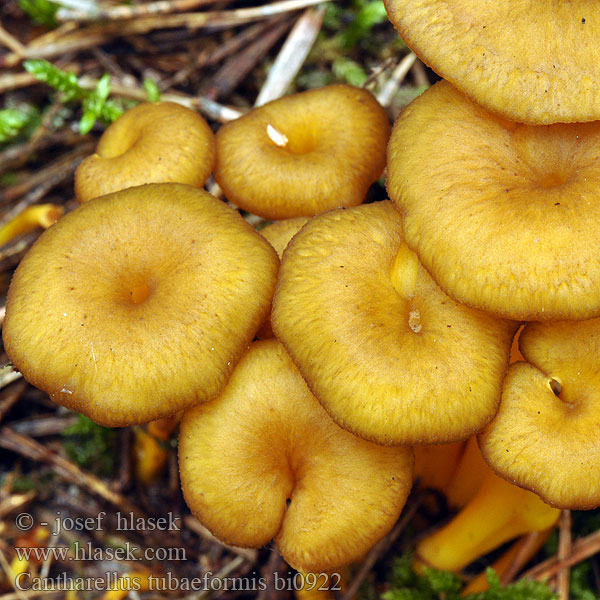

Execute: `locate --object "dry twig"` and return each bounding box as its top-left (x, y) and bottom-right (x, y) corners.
top-left (255, 6), bottom-right (325, 106)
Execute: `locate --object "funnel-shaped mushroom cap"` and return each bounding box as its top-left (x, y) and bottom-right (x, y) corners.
top-left (383, 0), bottom-right (600, 124)
top-left (75, 102), bottom-right (215, 202)
top-left (214, 85), bottom-right (390, 219)
top-left (3, 183), bottom-right (278, 427)
top-left (479, 318), bottom-right (600, 509)
top-left (179, 339), bottom-right (413, 572)
top-left (272, 201), bottom-right (516, 445)
top-left (387, 80), bottom-right (600, 321)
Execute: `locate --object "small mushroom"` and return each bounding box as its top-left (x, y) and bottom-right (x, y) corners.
top-left (383, 0), bottom-right (600, 124)
top-left (257, 216), bottom-right (310, 339)
top-left (387, 80), bottom-right (600, 320)
top-left (178, 339), bottom-right (414, 573)
top-left (3, 183), bottom-right (278, 426)
top-left (0, 204), bottom-right (64, 246)
top-left (479, 316), bottom-right (600, 509)
top-left (214, 85), bottom-right (390, 219)
top-left (272, 200), bottom-right (517, 445)
top-left (75, 102), bottom-right (215, 202)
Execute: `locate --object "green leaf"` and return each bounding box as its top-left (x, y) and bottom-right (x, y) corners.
top-left (337, 0), bottom-right (388, 48)
top-left (0, 108), bottom-right (33, 143)
top-left (143, 78), bottom-right (162, 102)
top-left (332, 57), bottom-right (368, 86)
top-left (24, 60), bottom-right (124, 133)
top-left (18, 0), bottom-right (58, 26)
top-left (24, 59), bottom-right (82, 102)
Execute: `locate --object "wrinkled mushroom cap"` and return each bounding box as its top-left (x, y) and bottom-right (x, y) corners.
top-left (387, 80), bottom-right (600, 321)
top-left (214, 85), bottom-right (390, 219)
top-left (383, 0), bottom-right (600, 124)
top-left (3, 183), bottom-right (278, 426)
top-left (75, 102), bottom-right (215, 202)
top-left (179, 339), bottom-right (413, 572)
top-left (272, 201), bottom-right (516, 445)
top-left (479, 317), bottom-right (600, 509)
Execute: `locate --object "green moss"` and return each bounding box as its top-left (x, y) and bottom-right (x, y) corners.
top-left (62, 415), bottom-right (118, 475)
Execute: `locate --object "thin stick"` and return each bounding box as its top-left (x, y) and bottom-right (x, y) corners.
top-left (500, 531), bottom-right (549, 586)
top-left (202, 17), bottom-right (292, 100)
top-left (254, 6), bottom-right (325, 106)
top-left (0, 25), bottom-right (25, 55)
top-left (0, 367), bottom-right (22, 391)
top-left (342, 493), bottom-right (425, 600)
top-left (0, 491), bottom-right (36, 520)
top-left (556, 510), bottom-right (572, 600)
top-left (57, 0), bottom-right (230, 22)
top-left (376, 52), bottom-right (417, 108)
top-left (1, 0), bottom-right (331, 67)
top-left (0, 427), bottom-right (146, 519)
top-left (0, 380), bottom-right (27, 424)
top-left (523, 527), bottom-right (600, 582)
top-left (187, 555), bottom-right (248, 600)
top-left (77, 77), bottom-right (243, 122)
top-left (0, 143), bottom-right (93, 207)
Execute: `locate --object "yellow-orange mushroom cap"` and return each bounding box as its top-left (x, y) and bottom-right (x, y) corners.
top-left (256, 217), bottom-right (310, 339)
top-left (179, 339), bottom-right (413, 573)
top-left (260, 217), bottom-right (310, 258)
top-left (479, 317), bottom-right (600, 510)
top-left (383, 0), bottom-right (600, 124)
top-left (214, 85), bottom-right (390, 219)
top-left (272, 201), bottom-right (516, 445)
top-left (75, 102), bottom-right (215, 202)
top-left (3, 183), bottom-right (278, 427)
top-left (387, 80), bottom-right (600, 321)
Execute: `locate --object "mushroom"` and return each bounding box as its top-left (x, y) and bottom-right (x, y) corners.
top-left (256, 216), bottom-right (310, 339)
top-left (3, 183), bottom-right (278, 426)
top-left (213, 84), bottom-right (390, 219)
top-left (178, 339), bottom-right (414, 573)
top-left (383, 0), bottom-right (600, 124)
top-left (271, 200), bottom-right (517, 445)
top-left (0, 204), bottom-right (64, 246)
top-left (75, 102), bottom-right (215, 202)
top-left (479, 316), bottom-right (600, 509)
top-left (387, 80), bottom-right (600, 320)
top-left (415, 450), bottom-right (560, 573)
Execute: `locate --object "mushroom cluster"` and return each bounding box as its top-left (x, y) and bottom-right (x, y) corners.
top-left (382, 0), bottom-right (600, 515)
top-left (6, 9), bottom-right (600, 574)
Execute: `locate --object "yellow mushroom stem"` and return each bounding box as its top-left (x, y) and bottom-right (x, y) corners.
top-left (0, 204), bottom-right (64, 246)
top-left (415, 469), bottom-right (560, 573)
top-left (442, 436), bottom-right (490, 510)
top-left (461, 528), bottom-right (553, 595)
top-left (133, 413), bottom-right (181, 485)
top-left (413, 441), bottom-right (466, 492)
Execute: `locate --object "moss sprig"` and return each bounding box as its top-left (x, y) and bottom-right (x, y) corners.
top-left (24, 59), bottom-right (124, 134)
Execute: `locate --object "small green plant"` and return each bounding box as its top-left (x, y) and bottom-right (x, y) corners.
top-left (18, 0), bottom-right (58, 26)
top-left (337, 0), bottom-right (390, 49)
top-left (0, 105), bottom-right (40, 144)
top-left (24, 59), bottom-right (124, 134)
top-left (380, 554), bottom-right (558, 600)
top-left (62, 414), bottom-right (118, 475)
